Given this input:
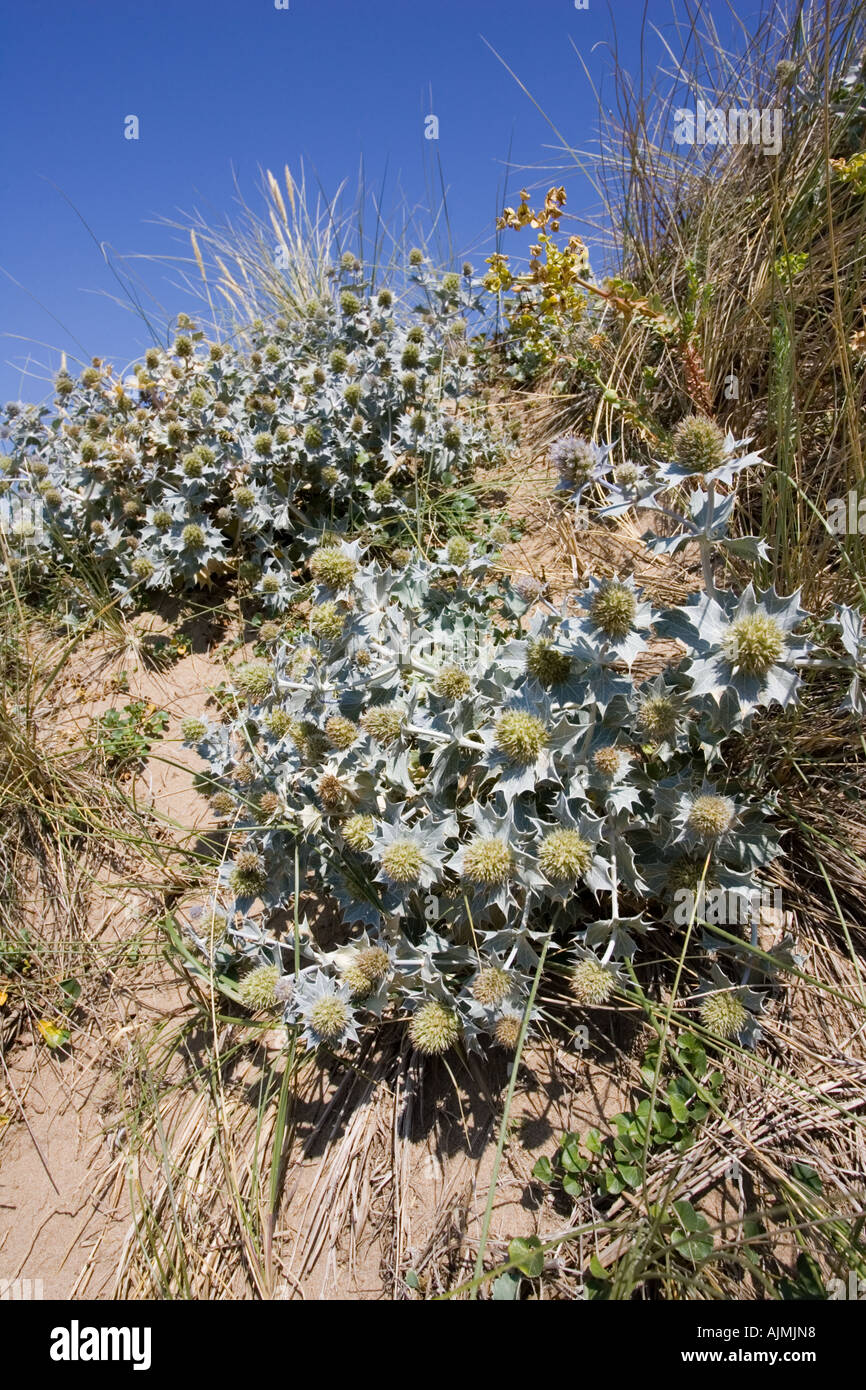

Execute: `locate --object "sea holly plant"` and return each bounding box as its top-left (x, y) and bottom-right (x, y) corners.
top-left (0, 255), bottom-right (502, 605)
top-left (178, 492), bottom-right (827, 1061)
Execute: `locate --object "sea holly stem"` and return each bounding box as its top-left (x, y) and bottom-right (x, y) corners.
top-left (601, 811), bottom-right (619, 965)
top-left (699, 479), bottom-right (717, 595)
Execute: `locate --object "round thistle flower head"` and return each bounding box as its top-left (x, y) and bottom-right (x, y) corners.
top-left (360, 704), bottom-right (403, 745)
top-left (258, 620), bottom-right (280, 643)
top-left (526, 637), bottom-right (571, 687)
top-left (123, 498), bottom-right (141, 517)
top-left (343, 382), bottom-right (362, 407)
top-left (494, 1012), bottom-right (522, 1050)
top-left (80, 440), bottom-right (98, 462)
top-left (409, 1002), bottom-right (460, 1055)
top-left (132, 556), bottom-right (155, 580)
top-left (325, 714), bottom-right (359, 750)
top-left (256, 791), bottom-right (281, 821)
top-left (539, 829), bottom-right (592, 884)
top-left (377, 288), bottom-right (393, 308)
top-left (401, 373), bottom-right (418, 396)
top-left (442, 426), bottom-right (461, 451)
top-left (174, 335), bottom-right (194, 358)
top-left (210, 790), bottom-right (236, 818)
top-left (688, 794), bottom-right (737, 840)
top-left (304, 423), bottom-right (323, 450)
top-left (31, 460), bottom-right (49, 479)
top-left (666, 857), bottom-right (718, 897)
top-left (261, 574), bottom-right (281, 595)
top-left (446, 535), bottom-right (470, 567)
top-left (330, 349), bottom-right (348, 372)
top-left (593, 745), bottom-right (630, 782)
top-left (145, 347), bottom-right (160, 369)
top-left (571, 958), bottom-right (615, 1007)
top-left (590, 580), bottom-right (637, 640)
top-left (239, 964), bottom-right (280, 1011)
top-left (182, 452), bottom-right (203, 478)
top-left (494, 710), bottom-right (548, 764)
top-left (310, 601), bottom-right (345, 642)
top-left (434, 665), bottom-right (471, 700)
top-left (152, 508), bottom-right (173, 531)
top-left (672, 415), bottom-right (725, 474)
top-left (550, 435), bottom-right (598, 485)
top-left (42, 487), bottom-right (62, 508)
top-left (189, 386), bottom-right (208, 409)
top-left (723, 613), bottom-right (786, 677)
top-left (356, 946), bottom-right (389, 985)
top-left (343, 964), bottom-right (376, 998)
top-left (401, 343), bottom-right (421, 369)
top-left (310, 546), bottom-right (356, 589)
top-left (442, 271), bottom-right (460, 295)
top-left (462, 836), bottom-right (512, 886)
top-left (233, 485), bottom-right (256, 508)
top-left (340, 290), bottom-right (361, 316)
top-left (265, 708), bottom-right (294, 739)
top-left (230, 852), bottom-right (268, 896)
top-left (318, 773), bottom-right (347, 810)
top-left (408, 248), bottom-right (424, 267)
top-left (253, 432), bottom-right (273, 457)
top-left (380, 838), bottom-right (424, 885)
top-left (181, 717), bottom-right (207, 742)
top-left (637, 694), bottom-right (678, 740)
top-left (307, 995), bottom-right (351, 1044)
top-left (321, 466), bottom-right (340, 487)
top-left (234, 661), bottom-right (273, 703)
top-left (343, 814), bottom-right (375, 851)
top-left (410, 411), bottom-right (426, 434)
top-left (181, 523), bottom-right (205, 550)
top-left (232, 761), bottom-right (255, 787)
top-left (372, 480), bottom-right (393, 504)
top-left (699, 991), bottom-right (747, 1039)
top-left (614, 462), bottom-right (640, 488)
top-left (472, 966), bottom-right (512, 1007)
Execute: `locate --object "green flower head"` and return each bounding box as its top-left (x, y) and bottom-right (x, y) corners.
top-left (343, 814), bottom-right (375, 851)
top-left (672, 415), bottom-right (725, 474)
top-left (310, 546), bottom-right (356, 589)
top-left (472, 966), bottom-right (512, 1007)
top-left (526, 638), bottom-right (571, 687)
top-left (539, 829), bottom-right (592, 884)
top-left (380, 838), bottom-right (424, 885)
top-left (239, 964), bottom-right (280, 1011)
top-left (409, 1001), bottom-right (460, 1055)
top-left (571, 958), bottom-right (614, 1006)
top-left (463, 837), bottom-right (512, 886)
top-left (699, 991), bottom-right (747, 1039)
top-left (723, 613), bottom-right (786, 677)
top-left (234, 661), bottom-right (273, 703)
top-left (494, 710), bottom-right (547, 763)
top-left (590, 580), bottom-right (636, 640)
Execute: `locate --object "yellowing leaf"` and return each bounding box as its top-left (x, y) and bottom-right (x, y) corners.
top-left (0, 988), bottom-right (8, 1007)
top-left (37, 1019), bottom-right (70, 1049)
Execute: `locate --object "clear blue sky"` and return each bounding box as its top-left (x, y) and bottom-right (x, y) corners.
top-left (0, 0), bottom-right (763, 405)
